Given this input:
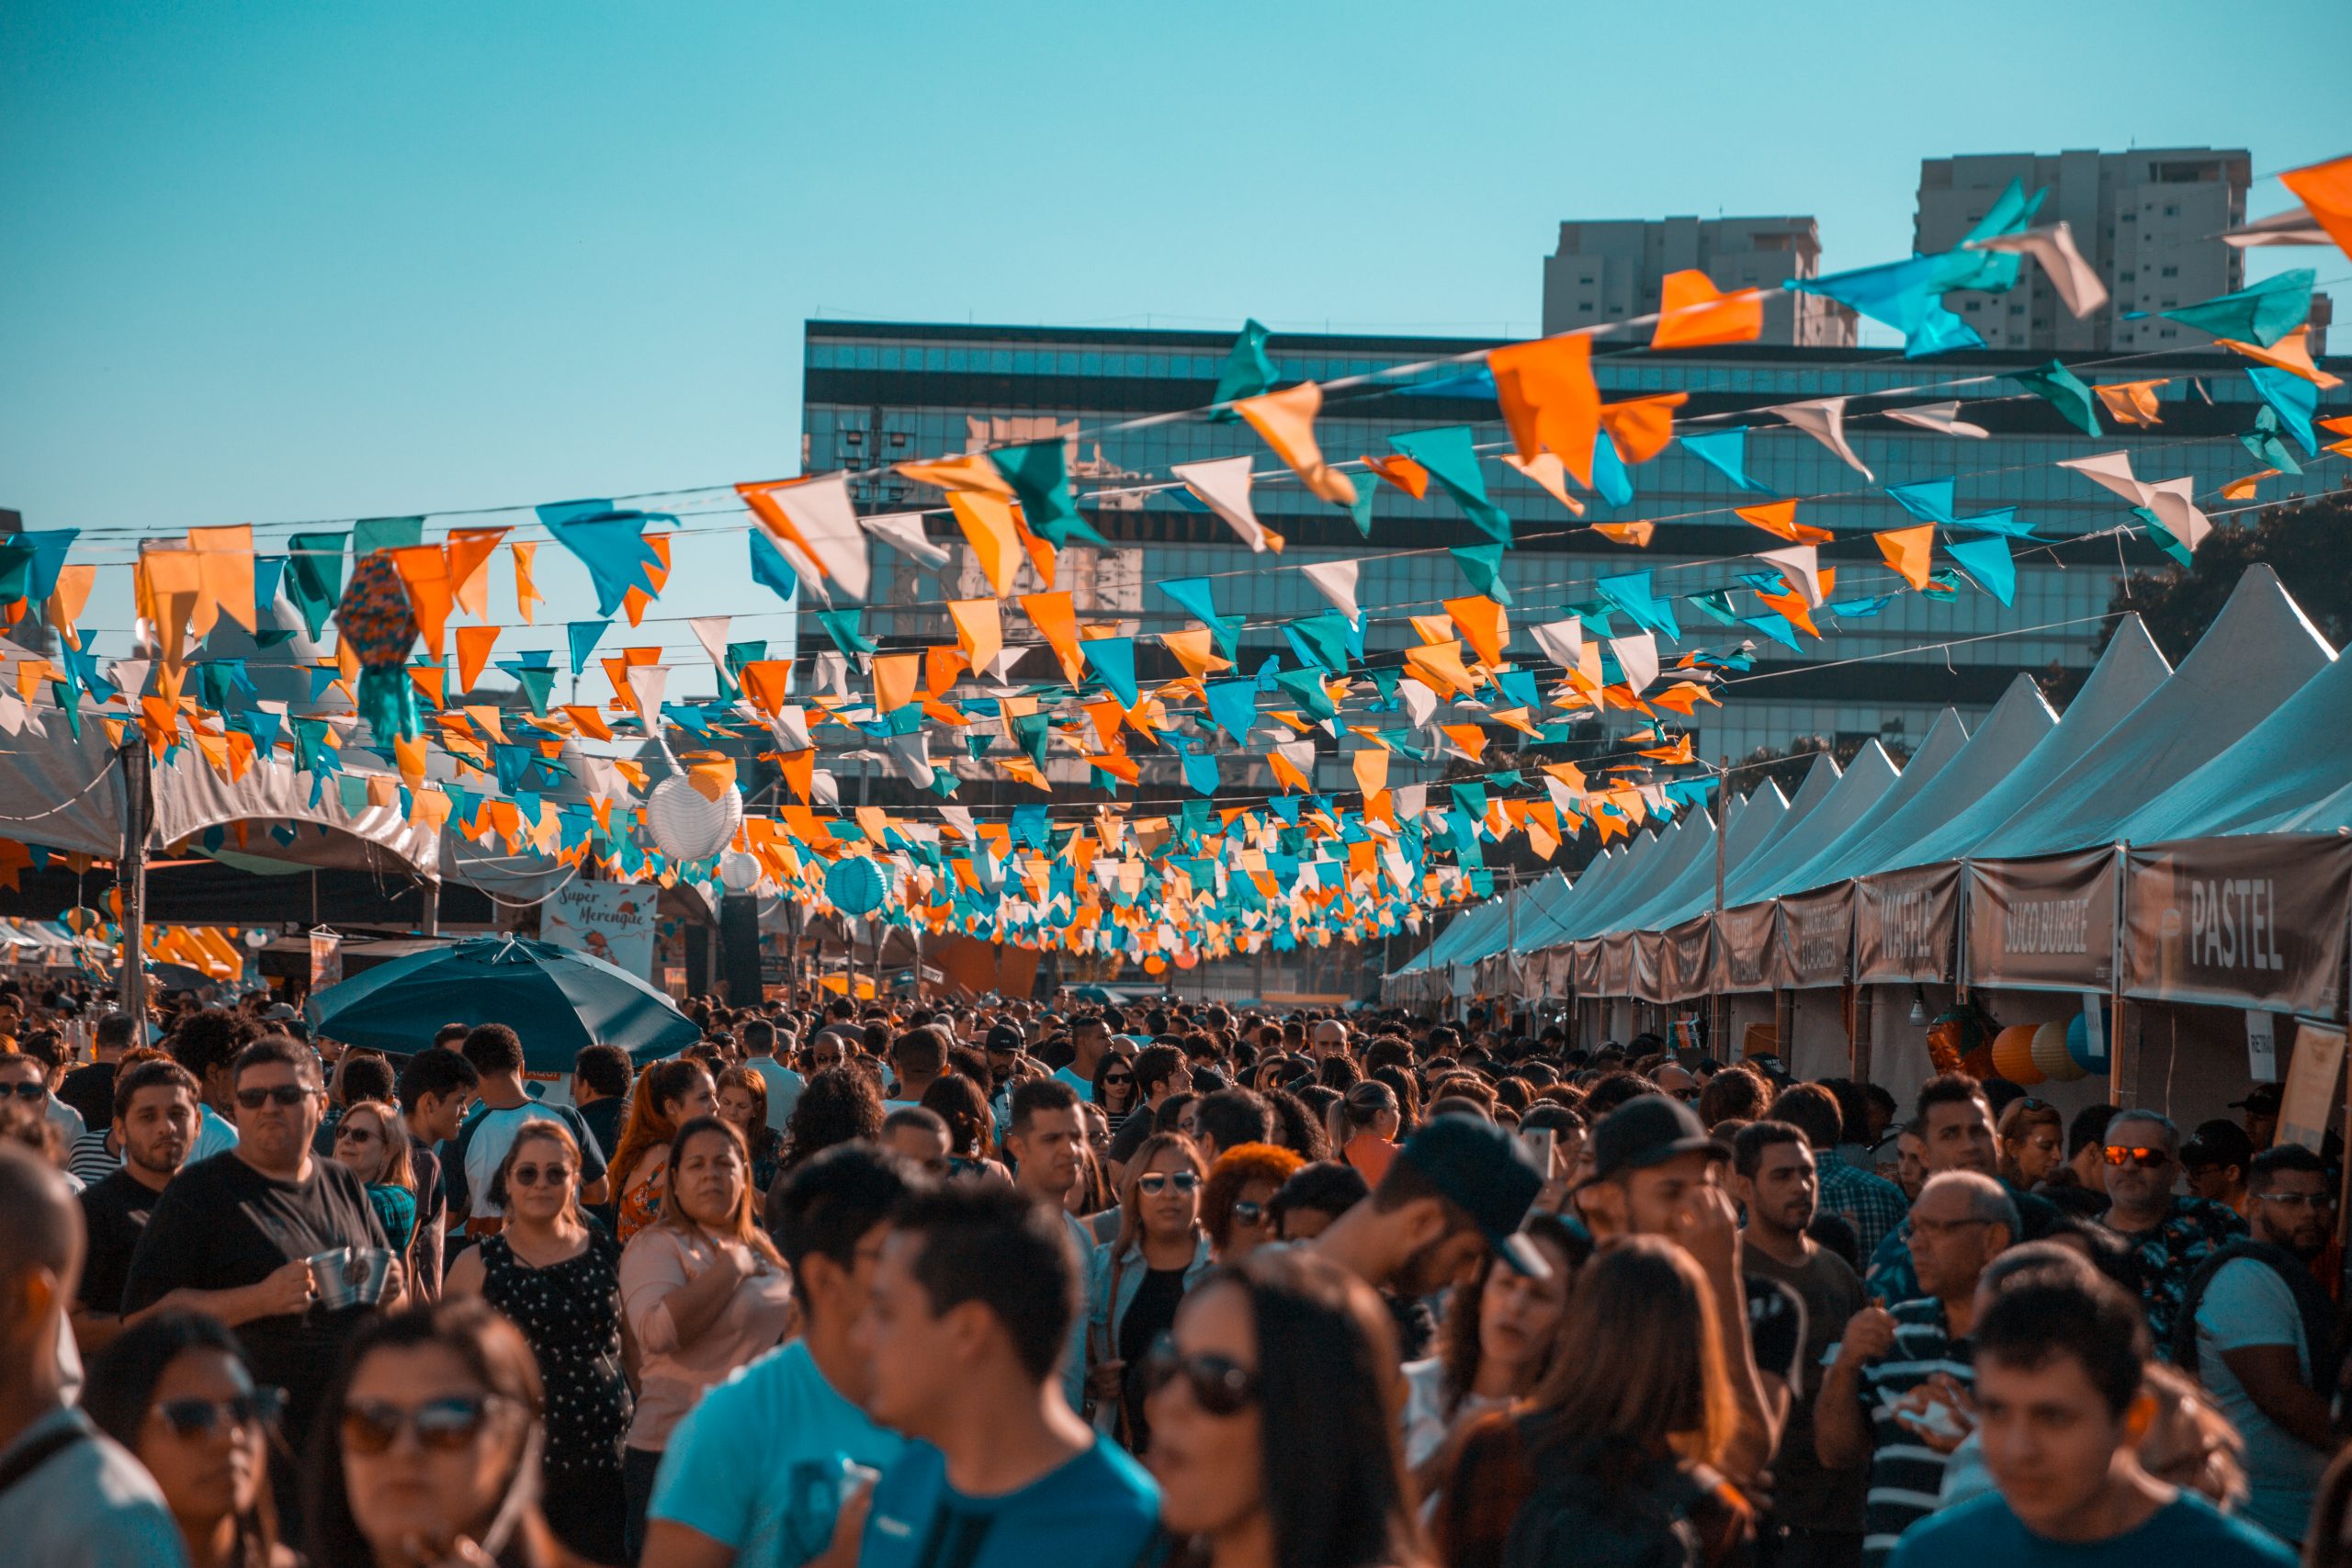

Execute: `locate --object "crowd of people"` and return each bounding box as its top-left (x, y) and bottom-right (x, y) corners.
top-left (0, 979), bottom-right (2347, 1568)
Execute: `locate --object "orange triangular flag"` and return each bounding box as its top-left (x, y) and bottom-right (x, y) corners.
top-left (562, 704), bottom-right (614, 741)
top-left (1020, 592), bottom-right (1085, 685)
top-left (511, 541), bottom-right (542, 624)
top-left (738, 661), bottom-right (792, 717)
top-left (188, 525), bottom-right (257, 637)
top-left (1599, 392), bottom-right (1689, 465)
top-left (1499, 452), bottom-right (1587, 515)
top-left (945, 598), bottom-right (1003, 676)
top-left (2212, 327), bottom-right (2345, 389)
top-left (1755, 588), bottom-right (1820, 638)
top-left (872, 651), bottom-right (922, 714)
top-left (1443, 595), bottom-right (1508, 669)
top-left (1875, 525), bottom-right (1935, 592)
top-left (2279, 153), bottom-right (2352, 267)
top-left (409, 664), bottom-right (447, 710)
top-left (1234, 382), bottom-right (1358, 507)
top-left (1591, 521), bottom-right (1656, 547)
top-left (447, 527), bottom-right (508, 620)
top-left (1403, 641), bottom-right (1478, 699)
top-left (622, 534), bottom-right (673, 627)
top-left (453, 626), bottom-right (500, 694)
top-left (1361, 454), bottom-right (1430, 498)
top-left (1651, 270), bottom-right (1763, 350)
top-left (2092, 380), bottom-right (2167, 427)
top-left (389, 546), bottom-right (454, 659)
top-left (1439, 724), bottom-right (1489, 764)
top-left (1736, 501), bottom-right (1834, 546)
top-left (47, 564), bottom-right (96, 649)
top-left (1489, 333), bottom-right (1600, 487)
top-left (1351, 747), bottom-right (1389, 798)
top-left (777, 748), bottom-right (816, 804)
top-left (896, 453), bottom-right (1015, 496)
top-left (1159, 628), bottom-right (1233, 679)
top-left (947, 492), bottom-right (1022, 595)
top-left (1012, 508), bottom-right (1058, 588)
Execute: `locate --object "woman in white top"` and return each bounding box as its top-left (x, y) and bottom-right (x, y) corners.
top-left (616, 1114), bottom-right (794, 1562)
top-left (1399, 1213), bottom-right (1585, 1500)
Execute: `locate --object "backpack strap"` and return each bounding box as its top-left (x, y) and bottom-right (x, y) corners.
top-left (2175, 1239), bottom-right (2338, 1391)
top-left (0, 1420), bottom-right (90, 1503)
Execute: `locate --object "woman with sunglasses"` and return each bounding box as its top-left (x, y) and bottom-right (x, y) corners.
top-left (1201, 1142), bottom-right (1304, 1264)
top-left (305, 1298), bottom-right (574, 1568)
top-left (84, 1310), bottom-right (295, 1568)
top-left (616, 1116), bottom-right (793, 1562)
top-left (1087, 1132), bottom-right (1213, 1454)
top-left (445, 1122), bottom-right (630, 1567)
top-left (1144, 1247), bottom-right (1422, 1568)
top-left (1092, 1052), bottom-right (1140, 1138)
top-left (604, 1058), bottom-right (718, 1247)
top-left (329, 1100), bottom-right (418, 1262)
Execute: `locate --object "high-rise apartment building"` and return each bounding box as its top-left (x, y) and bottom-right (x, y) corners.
top-left (1915, 148), bottom-right (2251, 353)
top-left (1541, 217), bottom-right (1857, 346)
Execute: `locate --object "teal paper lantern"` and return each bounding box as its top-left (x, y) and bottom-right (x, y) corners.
top-left (2064, 1011), bottom-right (2109, 1076)
top-left (826, 857), bottom-right (888, 917)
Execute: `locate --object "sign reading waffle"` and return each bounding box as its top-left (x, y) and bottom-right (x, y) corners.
top-left (1855, 863), bottom-right (1961, 983)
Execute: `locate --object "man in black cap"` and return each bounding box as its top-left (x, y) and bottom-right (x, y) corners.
top-left (1573, 1092), bottom-right (1793, 1488)
top-left (2233, 1082), bottom-right (2282, 1153)
top-left (2183, 1119), bottom-right (2256, 1217)
top-left (1314, 1111), bottom-right (1548, 1360)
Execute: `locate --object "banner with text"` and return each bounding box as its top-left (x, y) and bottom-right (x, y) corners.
top-left (1713, 901), bottom-right (1780, 994)
top-left (1661, 915), bottom-right (1716, 1002)
top-left (541, 880), bottom-right (659, 978)
top-left (1771, 883), bottom-right (1855, 989)
top-left (2122, 837), bottom-right (2352, 1020)
top-left (1571, 938), bottom-right (1603, 997)
top-left (1965, 850), bottom-right (2118, 993)
top-left (1855, 863), bottom-right (1962, 985)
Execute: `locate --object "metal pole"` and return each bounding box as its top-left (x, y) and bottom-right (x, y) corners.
top-left (117, 735), bottom-right (150, 1023)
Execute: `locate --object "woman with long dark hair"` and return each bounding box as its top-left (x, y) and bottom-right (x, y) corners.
top-left (1092, 1052), bottom-right (1140, 1137)
top-left (1088, 1132), bottom-right (1213, 1453)
top-left (920, 1072), bottom-right (1011, 1181)
top-left (713, 1066), bottom-right (783, 1192)
top-left (84, 1310), bottom-right (294, 1568)
top-left (604, 1058), bottom-right (717, 1246)
top-left (444, 1120), bottom-right (630, 1566)
top-left (775, 1064), bottom-right (884, 1174)
top-left (1145, 1247), bottom-right (1422, 1568)
top-left (304, 1298), bottom-right (577, 1568)
top-left (616, 1116), bottom-right (794, 1561)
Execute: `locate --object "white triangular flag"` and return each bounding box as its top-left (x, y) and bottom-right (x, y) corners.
top-left (1969, 222), bottom-right (2109, 319)
top-left (1274, 739), bottom-right (1317, 777)
top-left (861, 512), bottom-right (949, 570)
top-left (1395, 784), bottom-right (1428, 821)
top-left (1544, 773), bottom-right (1581, 818)
top-left (1774, 398), bottom-right (1873, 481)
top-left (1301, 559), bottom-right (1361, 621)
top-left (107, 660), bottom-right (152, 701)
top-left (2146, 479), bottom-right (2212, 554)
top-left (815, 651), bottom-right (851, 701)
top-left (1884, 400), bottom-right (1990, 439)
top-left (1610, 632), bottom-right (1659, 695)
top-left (770, 474), bottom-right (873, 601)
top-left (770, 705), bottom-right (813, 752)
top-left (1753, 545), bottom-right (1823, 607)
top-left (938, 805), bottom-right (976, 839)
top-left (1172, 457), bottom-right (1272, 553)
top-left (886, 728), bottom-right (935, 788)
top-left (627, 666), bottom-right (670, 733)
top-left (1400, 683), bottom-right (1438, 730)
top-left (2056, 451), bottom-right (2150, 505)
top-left (1530, 618), bottom-right (1585, 670)
top-left (686, 616), bottom-right (732, 671)
top-left (811, 770), bottom-right (840, 807)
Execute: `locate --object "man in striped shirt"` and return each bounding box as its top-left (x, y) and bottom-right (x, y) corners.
top-left (1815, 1171), bottom-right (2016, 1567)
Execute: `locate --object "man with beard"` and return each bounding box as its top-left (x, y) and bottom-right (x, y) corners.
top-left (1573, 1095), bottom-right (1792, 1488)
top-left (1865, 1076), bottom-right (2055, 1306)
top-left (2099, 1109), bottom-right (2245, 1355)
top-left (1732, 1120), bottom-right (1867, 1567)
top-left (2184, 1142), bottom-right (2340, 1546)
top-left (69, 1060), bottom-right (206, 1350)
top-left (1313, 1113), bottom-right (1546, 1361)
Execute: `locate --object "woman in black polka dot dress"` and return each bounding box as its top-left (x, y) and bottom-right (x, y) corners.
top-left (445, 1117), bottom-right (634, 1566)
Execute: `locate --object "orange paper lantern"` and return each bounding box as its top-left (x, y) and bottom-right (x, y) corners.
top-left (1989, 1024), bottom-right (2045, 1086)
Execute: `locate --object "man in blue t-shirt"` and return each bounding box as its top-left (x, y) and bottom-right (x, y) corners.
top-left (1890, 1266), bottom-right (2294, 1567)
top-left (641, 1143), bottom-right (929, 1568)
top-left (852, 1182), bottom-right (1159, 1568)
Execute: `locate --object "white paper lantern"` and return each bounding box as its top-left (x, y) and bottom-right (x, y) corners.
top-left (647, 776), bottom-right (743, 863)
top-left (718, 850), bottom-right (764, 895)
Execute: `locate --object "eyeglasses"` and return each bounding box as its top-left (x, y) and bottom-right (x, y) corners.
top-left (153, 1387), bottom-right (285, 1439)
top-left (1103, 1073), bottom-right (1135, 1087)
top-left (1140, 1337), bottom-right (1259, 1416)
top-left (2103, 1145), bottom-right (2170, 1168)
top-left (509, 1164), bottom-right (573, 1187)
top-left (235, 1084), bottom-right (315, 1110)
top-left (1136, 1171), bottom-right (1200, 1196)
top-left (2256, 1190), bottom-right (2337, 1210)
top-left (341, 1394), bottom-right (511, 1455)
top-left (0, 1081), bottom-right (47, 1102)
top-left (1231, 1200), bottom-right (1266, 1227)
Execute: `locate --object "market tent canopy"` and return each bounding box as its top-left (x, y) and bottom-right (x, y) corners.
top-left (1972, 567), bottom-right (2335, 861)
top-left (2111, 633), bottom-right (2352, 842)
top-left (1762, 708), bottom-right (1969, 900)
top-left (1892, 616), bottom-right (2172, 871)
top-left (1598, 780), bottom-right (1792, 939)
top-left (1724, 741), bottom-right (1899, 907)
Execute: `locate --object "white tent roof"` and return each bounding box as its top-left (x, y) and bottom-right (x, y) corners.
top-left (1893, 615), bottom-right (2173, 870)
top-left (1759, 708), bottom-right (1970, 899)
top-left (1587, 780), bottom-right (1792, 939)
top-left (1724, 741), bottom-right (1900, 906)
top-left (1973, 567), bottom-right (2335, 861)
top-left (1571, 811), bottom-right (1720, 938)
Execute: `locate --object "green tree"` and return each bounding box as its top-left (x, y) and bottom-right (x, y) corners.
top-left (2094, 482), bottom-right (2352, 665)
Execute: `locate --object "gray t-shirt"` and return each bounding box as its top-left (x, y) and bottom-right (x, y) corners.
top-left (0, 1406), bottom-right (187, 1568)
top-left (2194, 1256), bottom-right (2331, 1542)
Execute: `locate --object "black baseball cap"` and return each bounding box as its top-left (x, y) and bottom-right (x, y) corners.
top-left (1395, 1113), bottom-right (1548, 1276)
top-left (2229, 1083), bottom-right (2283, 1115)
top-left (1586, 1094), bottom-right (1732, 1186)
top-left (985, 1022), bottom-right (1024, 1055)
top-left (2182, 1119), bottom-right (2256, 1171)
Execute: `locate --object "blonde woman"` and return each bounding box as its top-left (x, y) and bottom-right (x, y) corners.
top-left (444, 1119), bottom-right (631, 1566)
top-left (327, 1099), bottom-right (416, 1258)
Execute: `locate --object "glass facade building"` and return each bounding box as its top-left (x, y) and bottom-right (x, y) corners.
top-left (802, 320), bottom-right (2325, 790)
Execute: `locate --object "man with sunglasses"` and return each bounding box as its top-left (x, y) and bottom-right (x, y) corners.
top-left (2184, 1142), bottom-right (2341, 1546)
top-left (122, 1036), bottom-right (406, 1521)
top-left (2098, 1109), bottom-right (2245, 1357)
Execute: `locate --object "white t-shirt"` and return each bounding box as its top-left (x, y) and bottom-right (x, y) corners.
top-left (648, 1337), bottom-right (902, 1568)
top-left (744, 1057), bottom-right (805, 1130)
top-left (0, 1406), bottom-right (187, 1568)
top-left (2193, 1256), bottom-right (2331, 1542)
top-left (43, 1094), bottom-right (85, 1146)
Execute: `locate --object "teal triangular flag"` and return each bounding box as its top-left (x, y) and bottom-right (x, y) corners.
top-left (1449, 544), bottom-right (1512, 604)
top-left (1272, 668), bottom-right (1337, 721)
top-left (1158, 576), bottom-right (1221, 629)
top-left (1597, 570), bottom-right (1681, 641)
top-left (749, 529), bottom-right (800, 604)
top-left (989, 439), bottom-right (1107, 548)
top-left (352, 516), bottom-right (424, 558)
top-left (817, 610), bottom-right (877, 658)
top-left (1685, 590), bottom-right (1741, 626)
top-left (1590, 429), bottom-right (1634, 508)
top-left (2132, 505), bottom-right (2196, 567)
top-left (1283, 613), bottom-right (1352, 676)
top-left (1946, 534), bottom-right (2016, 606)
top-left (2247, 367), bottom-right (2320, 456)
top-left (1389, 426), bottom-right (1511, 544)
top-left (22, 530), bottom-right (77, 605)
top-left (1952, 508), bottom-right (2041, 539)
top-left (499, 662), bottom-right (558, 716)
top-left (565, 621), bottom-right (607, 676)
top-left (1203, 679), bottom-right (1258, 746)
top-left (2240, 407), bottom-right (2303, 475)
top-left (536, 502), bottom-right (671, 618)
top-left (1741, 612), bottom-right (1802, 651)
top-left (1346, 472), bottom-right (1376, 539)
top-left (2008, 360), bottom-right (2102, 437)
top-left (1080, 637), bottom-right (1138, 707)
top-left (1210, 320), bottom-right (1277, 420)
top-left (2161, 269), bottom-right (2312, 349)
top-left (286, 532), bottom-right (348, 642)
top-left (1679, 427), bottom-right (1770, 493)
top-left (1885, 478), bottom-right (1957, 525)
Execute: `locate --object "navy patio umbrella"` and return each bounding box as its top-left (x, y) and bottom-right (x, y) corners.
top-left (306, 936), bottom-right (699, 1071)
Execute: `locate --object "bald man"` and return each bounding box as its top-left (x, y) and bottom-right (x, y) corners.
top-left (0, 1145), bottom-right (186, 1564)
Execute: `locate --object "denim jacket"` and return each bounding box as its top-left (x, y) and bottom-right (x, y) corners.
top-left (1084, 1231), bottom-right (1215, 1375)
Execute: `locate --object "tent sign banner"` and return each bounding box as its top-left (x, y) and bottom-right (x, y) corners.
top-left (308, 928), bottom-right (342, 991)
top-left (2121, 837), bottom-right (2352, 1020)
top-left (1570, 939), bottom-right (1602, 996)
top-left (1713, 901), bottom-right (1778, 994)
top-left (1633, 929), bottom-right (1668, 1004)
top-left (2278, 1021), bottom-right (2347, 1155)
top-left (1855, 863), bottom-right (1962, 984)
top-left (1600, 931), bottom-right (1634, 998)
top-left (1661, 915), bottom-right (1716, 1003)
top-left (1771, 883), bottom-right (1854, 989)
top-left (1965, 849), bottom-right (2117, 992)
top-left (541, 880), bottom-right (657, 979)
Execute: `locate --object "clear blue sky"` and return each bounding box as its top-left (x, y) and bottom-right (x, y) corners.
top-left (3, 0), bottom-right (2346, 637)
